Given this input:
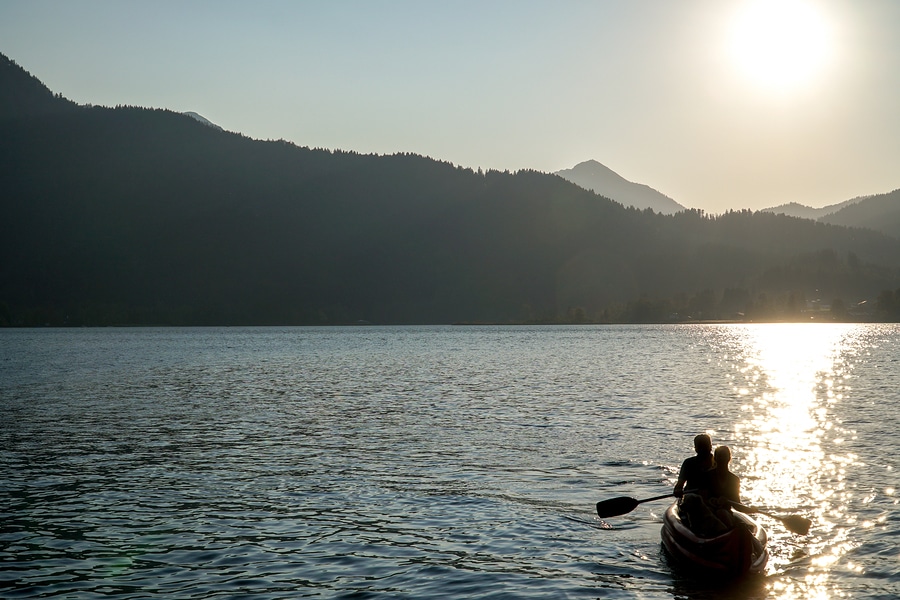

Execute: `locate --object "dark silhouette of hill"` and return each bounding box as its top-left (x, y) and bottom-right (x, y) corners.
top-left (819, 189), bottom-right (900, 239)
top-left (555, 160), bottom-right (685, 215)
top-left (182, 111), bottom-right (223, 130)
top-left (3, 51), bottom-right (900, 325)
top-left (0, 55), bottom-right (79, 118)
top-left (761, 191), bottom-right (900, 240)
top-left (761, 198), bottom-right (865, 220)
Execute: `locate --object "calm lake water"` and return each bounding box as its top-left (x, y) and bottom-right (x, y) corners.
top-left (1, 324), bottom-right (898, 599)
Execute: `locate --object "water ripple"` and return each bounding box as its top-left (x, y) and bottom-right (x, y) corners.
top-left (2, 325), bottom-right (899, 598)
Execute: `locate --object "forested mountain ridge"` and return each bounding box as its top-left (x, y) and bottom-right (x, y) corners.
top-left (761, 198), bottom-right (865, 221)
top-left (0, 54), bottom-right (78, 118)
top-left (3, 51), bottom-right (900, 325)
top-left (819, 188), bottom-right (900, 239)
top-left (762, 191), bottom-right (900, 239)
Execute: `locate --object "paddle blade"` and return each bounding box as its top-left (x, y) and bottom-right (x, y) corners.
top-left (596, 496), bottom-right (639, 518)
top-left (781, 514), bottom-right (811, 535)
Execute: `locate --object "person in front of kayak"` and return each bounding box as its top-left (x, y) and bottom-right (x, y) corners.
top-left (673, 433), bottom-right (716, 499)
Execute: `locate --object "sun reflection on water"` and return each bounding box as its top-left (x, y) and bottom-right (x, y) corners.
top-left (725, 323), bottom-right (866, 597)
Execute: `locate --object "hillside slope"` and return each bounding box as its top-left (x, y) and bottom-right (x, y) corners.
top-left (819, 189), bottom-right (900, 239)
top-left (555, 160), bottom-right (685, 215)
top-left (761, 198), bottom-right (864, 220)
top-left (3, 52), bottom-right (900, 325)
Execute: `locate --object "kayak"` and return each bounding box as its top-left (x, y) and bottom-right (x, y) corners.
top-left (660, 501), bottom-right (768, 577)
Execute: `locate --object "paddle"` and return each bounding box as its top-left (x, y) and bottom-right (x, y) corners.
top-left (596, 493), bottom-right (674, 518)
top-left (731, 501), bottom-right (811, 535)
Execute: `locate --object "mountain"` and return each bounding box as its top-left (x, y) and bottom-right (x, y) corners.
top-left (761, 197), bottom-right (866, 220)
top-left (761, 192), bottom-right (900, 239)
top-left (820, 189), bottom-right (900, 238)
top-left (0, 53), bottom-right (78, 117)
top-left (554, 160), bottom-right (685, 215)
top-left (3, 51), bottom-right (900, 325)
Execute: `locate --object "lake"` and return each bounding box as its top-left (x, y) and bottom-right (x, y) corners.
top-left (1, 324), bottom-right (898, 598)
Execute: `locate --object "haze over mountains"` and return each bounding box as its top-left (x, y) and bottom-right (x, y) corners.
top-left (3, 51), bottom-right (900, 326)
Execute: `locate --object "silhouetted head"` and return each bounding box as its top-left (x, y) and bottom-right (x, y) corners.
top-left (693, 433), bottom-right (712, 455)
top-left (715, 445), bottom-right (732, 468)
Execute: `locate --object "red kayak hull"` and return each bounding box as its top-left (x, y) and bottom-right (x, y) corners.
top-left (661, 502), bottom-right (768, 577)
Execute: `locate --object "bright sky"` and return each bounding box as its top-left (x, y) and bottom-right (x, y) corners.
top-left (2, 0), bottom-right (898, 213)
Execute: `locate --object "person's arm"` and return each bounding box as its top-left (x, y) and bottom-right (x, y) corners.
top-left (729, 477), bottom-right (741, 504)
top-left (730, 476), bottom-right (758, 513)
top-left (673, 461), bottom-right (687, 498)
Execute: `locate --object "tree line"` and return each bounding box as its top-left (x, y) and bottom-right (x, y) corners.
top-left (3, 52), bottom-right (900, 326)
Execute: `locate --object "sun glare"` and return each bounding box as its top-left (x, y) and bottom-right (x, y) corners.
top-left (730, 324), bottom-right (863, 586)
top-left (726, 0), bottom-right (833, 94)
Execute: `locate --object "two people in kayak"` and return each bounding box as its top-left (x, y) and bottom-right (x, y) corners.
top-left (673, 433), bottom-right (756, 536)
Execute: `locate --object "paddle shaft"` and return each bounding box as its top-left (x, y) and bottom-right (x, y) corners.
top-left (596, 493), bottom-right (674, 518)
top-left (730, 500), bottom-right (782, 519)
top-left (636, 493), bottom-right (675, 505)
top-left (730, 501), bottom-right (811, 535)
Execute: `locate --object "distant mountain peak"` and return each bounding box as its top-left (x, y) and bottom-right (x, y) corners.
top-left (182, 111), bottom-right (222, 130)
top-left (569, 159), bottom-right (625, 179)
top-left (555, 160), bottom-right (685, 215)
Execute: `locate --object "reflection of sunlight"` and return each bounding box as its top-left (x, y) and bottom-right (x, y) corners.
top-left (727, 324), bottom-right (864, 595)
top-left (734, 324), bottom-right (839, 505)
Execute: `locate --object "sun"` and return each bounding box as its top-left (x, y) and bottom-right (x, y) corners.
top-left (726, 0), bottom-right (833, 94)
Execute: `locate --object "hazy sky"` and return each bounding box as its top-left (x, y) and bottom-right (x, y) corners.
top-left (2, 0), bottom-right (898, 213)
